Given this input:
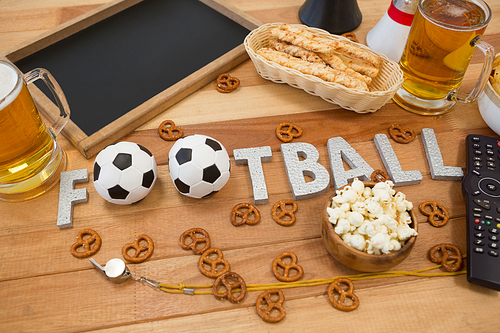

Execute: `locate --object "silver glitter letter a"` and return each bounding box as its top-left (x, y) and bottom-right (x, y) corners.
top-left (327, 137), bottom-right (374, 189)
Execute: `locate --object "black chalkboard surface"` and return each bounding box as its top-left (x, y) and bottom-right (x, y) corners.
top-left (7, 0), bottom-right (258, 157)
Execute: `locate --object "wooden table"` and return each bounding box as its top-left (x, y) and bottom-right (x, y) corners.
top-left (1, 0), bottom-right (499, 332)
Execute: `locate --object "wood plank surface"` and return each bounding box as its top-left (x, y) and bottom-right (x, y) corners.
top-left (1, 0), bottom-right (499, 332)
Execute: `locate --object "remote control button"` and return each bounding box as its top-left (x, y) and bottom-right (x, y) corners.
top-left (474, 213), bottom-right (482, 218)
top-left (472, 136), bottom-right (480, 142)
top-left (486, 144), bottom-right (493, 149)
top-left (487, 157), bottom-right (495, 162)
top-left (474, 199), bottom-right (491, 210)
top-left (474, 150), bottom-right (482, 156)
top-left (488, 250), bottom-right (498, 257)
top-left (478, 177), bottom-right (500, 197)
top-left (486, 150), bottom-right (495, 156)
top-left (485, 215), bottom-right (493, 220)
top-left (474, 157), bottom-right (482, 161)
top-left (487, 162), bottom-right (496, 168)
top-left (489, 243), bottom-right (498, 249)
top-left (472, 190), bottom-right (481, 196)
top-left (490, 228), bottom-right (499, 234)
top-left (473, 208), bottom-right (482, 213)
top-left (474, 161), bottom-right (482, 167)
top-left (489, 235), bottom-right (498, 242)
top-left (473, 143), bottom-right (481, 149)
top-left (475, 239), bottom-right (485, 246)
top-left (475, 225), bottom-right (485, 231)
top-left (472, 170), bottom-right (481, 177)
top-left (474, 247), bottom-right (485, 254)
top-left (475, 232), bottom-right (485, 239)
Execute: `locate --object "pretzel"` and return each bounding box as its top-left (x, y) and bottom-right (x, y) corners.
top-left (212, 272), bottom-right (247, 303)
top-left (341, 32), bottom-right (359, 43)
top-left (276, 122), bottom-right (302, 143)
top-left (419, 201), bottom-right (450, 227)
top-left (272, 199), bottom-right (298, 226)
top-left (256, 289), bottom-right (286, 323)
top-left (179, 228), bottom-right (211, 255)
top-left (70, 229), bottom-right (102, 258)
top-left (216, 73), bottom-right (240, 93)
top-left (230, 203), bottom-right (261, 226)
top-left (370, 169), bottom-right (390, 183)
top-left (122, 234), bottom-right (154, 263)
top-left (158, 120), bottom-right (183, 141)
top-left (388, 124), bottom-right (416, 144)
top-left (327, 278), bottom-right (359, 312)
top-left (429, 243), bottom-right (463, 272)
top-left (272, 252), bottom-right (304, 282)
top-left (198, 247), bottom-right (230, 278)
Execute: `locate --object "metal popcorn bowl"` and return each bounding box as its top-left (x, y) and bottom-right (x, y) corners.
top-left (320, 181), bottom-right (418, 272)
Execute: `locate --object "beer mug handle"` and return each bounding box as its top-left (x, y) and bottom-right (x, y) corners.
top-left (447, 38), bottom-right (495, 104)
top-left (23, 68), bottom-right (70, 138)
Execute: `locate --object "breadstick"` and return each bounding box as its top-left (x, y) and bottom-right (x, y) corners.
top-left (269, 38), bottom-right (325, 64)
top-left (318, 53), bottom-right (372, 84)
top-left (257, 48), bottom-right (369, 91)
top-left (272, 24), bottom-right (380, 69)
top-left (335, 53), bottom-right (380, 78)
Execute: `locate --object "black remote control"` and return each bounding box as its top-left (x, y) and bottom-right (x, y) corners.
top-left (462, 134), bottom-right (500, 291)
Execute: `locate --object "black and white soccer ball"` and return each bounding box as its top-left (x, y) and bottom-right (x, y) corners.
top-left (168, 134), bottom-right (230, 198)
top-left (93, 141), bottom-right (157, 205)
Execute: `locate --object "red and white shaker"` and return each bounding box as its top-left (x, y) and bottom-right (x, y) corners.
top-left (366, 0), bottom-right (418, 62)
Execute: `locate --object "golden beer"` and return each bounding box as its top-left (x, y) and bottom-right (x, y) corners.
top-left (0, 60), bottom-right (70, 201)
top-left (394, 0), bottom-right (493, 115)
top-left (0, 82), bottom-right (54, 183)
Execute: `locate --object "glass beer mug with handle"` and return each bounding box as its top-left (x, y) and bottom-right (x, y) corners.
top-left (0, 59), bottom-right (70, 201)
top-left (393, 0), bottom-right (495, 115)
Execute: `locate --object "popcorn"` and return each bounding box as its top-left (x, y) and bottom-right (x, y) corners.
top-left (335, 218), bottom-right (352, 235)
top-left (347, 234), bottom-right (366, 252)
top-left (327, 178), bottom-right (417, 254)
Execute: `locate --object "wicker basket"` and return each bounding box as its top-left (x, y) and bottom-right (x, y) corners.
top-left (244, 23), bottom-right (404, 113)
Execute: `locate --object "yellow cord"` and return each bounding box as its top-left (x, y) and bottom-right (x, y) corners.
top-left (158, 259), bottom-right (467, 295)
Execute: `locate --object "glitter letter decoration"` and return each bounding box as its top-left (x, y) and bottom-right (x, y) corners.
top-left (234, 146), bottom-right (273, 205)
top-left (374, 134), bottom-right (422, 186)
top-left (57, 169), bottom-right (89, 229)
top-left (327, 137), bottom-right (374, 189)
top-left (281, 142), bottom-right (330, 200)
top-left (421, 128), bottom-right (463, 181)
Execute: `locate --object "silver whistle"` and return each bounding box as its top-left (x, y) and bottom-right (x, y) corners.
top-left (89, 258), bottom-right (160, 288)
top-left (90, 258), bottom-right (131, 284)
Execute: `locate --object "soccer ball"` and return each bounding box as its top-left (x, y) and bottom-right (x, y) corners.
top-left (93, 141), bottom-right (157, 205)
top-left (168, 134), bottom-right (230, 198)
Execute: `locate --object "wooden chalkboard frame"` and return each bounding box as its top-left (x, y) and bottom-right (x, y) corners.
top-left (0, 0), bottom-right (261, 158)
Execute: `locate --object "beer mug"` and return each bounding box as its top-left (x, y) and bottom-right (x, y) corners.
top-left (393, 0), bottom-right (495, 115)
top-left (0, 59), bottom-right (70, 201)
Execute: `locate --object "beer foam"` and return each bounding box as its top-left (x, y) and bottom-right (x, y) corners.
top-left (0, 62), bottom-right (21, 111)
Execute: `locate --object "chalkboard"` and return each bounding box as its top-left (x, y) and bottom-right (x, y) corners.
top-left (3, 0), bottom-right (260, 158)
